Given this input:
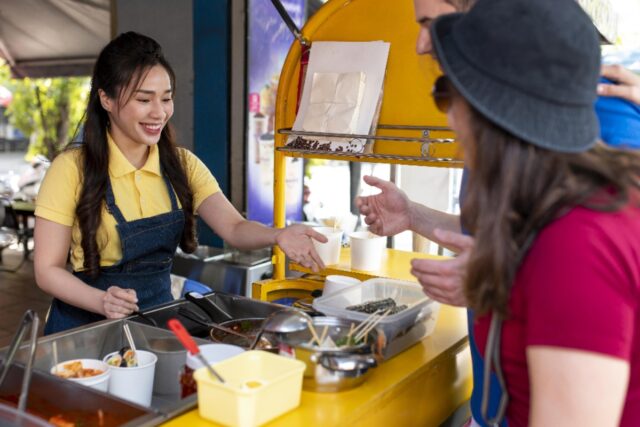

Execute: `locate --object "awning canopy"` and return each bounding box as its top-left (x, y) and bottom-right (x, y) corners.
top-left (0, 0), bottom-right (110, 78)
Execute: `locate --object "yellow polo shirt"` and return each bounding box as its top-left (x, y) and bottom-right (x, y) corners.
top-left (35, 135), bottom-right (220, 271)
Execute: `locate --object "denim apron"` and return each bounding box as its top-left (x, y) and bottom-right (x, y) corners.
top-left (44, 173), bottom-right (184, 335)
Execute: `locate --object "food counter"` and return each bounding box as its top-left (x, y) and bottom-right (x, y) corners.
top-left (162, 304), bottom-right (471, 427)
top-left (1, 291), bottom-right (470, 426)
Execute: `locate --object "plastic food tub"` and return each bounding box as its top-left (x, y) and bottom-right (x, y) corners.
top-left (312, 278), bottom-right (441, 344)
top-left (194, 350), bottom-right (305, 427)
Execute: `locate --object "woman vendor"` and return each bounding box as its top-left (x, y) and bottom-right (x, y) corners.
top-left (34, 32), bottom-right (326, 334)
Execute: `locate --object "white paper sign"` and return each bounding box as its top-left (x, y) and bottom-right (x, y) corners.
top-left (288, 41), bottom-right (390, 153)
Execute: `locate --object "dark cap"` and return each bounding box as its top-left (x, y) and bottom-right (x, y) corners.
top-left (431, 0), bottom-right (601, 153)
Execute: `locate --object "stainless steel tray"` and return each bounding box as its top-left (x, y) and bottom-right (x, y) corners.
top-left (1, 319), bottom-right (209, 425)
top-left (0, 292), bottom-right (287, 426)
top-left (0, 361), bottom-right (159, 427)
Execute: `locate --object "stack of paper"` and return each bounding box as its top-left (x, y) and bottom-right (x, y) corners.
top-left (287, 41), bottom-right (390, 153)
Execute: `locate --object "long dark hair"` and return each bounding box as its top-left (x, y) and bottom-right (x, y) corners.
top-left (76, 31), bottom-right (197, 278)
top-left (461, 101), bottom-right (640, 317)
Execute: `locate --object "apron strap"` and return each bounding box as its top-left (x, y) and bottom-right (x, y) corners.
top-left (105, 178), bottom-right (127, 224)
top-left (162, 173), bottom-right (180, 211)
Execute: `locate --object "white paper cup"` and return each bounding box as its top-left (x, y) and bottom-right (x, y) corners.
top-left (51, 359), bottom-right (110, 392)
top-left (312, 227), bottom-right (343, 265)
top-left (103, 350), bottom-right (157, 407)
top-left (349, 231), bottom-right (386, 271)
top-left (323, 275), bottom-right (361, 296)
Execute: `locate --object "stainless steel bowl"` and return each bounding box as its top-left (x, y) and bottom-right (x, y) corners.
top-left (146, 337), bottom-right (187, 396)
top-left (276, 316), bottom-right (380, 392)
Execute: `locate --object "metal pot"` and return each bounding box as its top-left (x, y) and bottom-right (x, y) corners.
top-left (177, 305), bottom-right (276, 350)
top-left (146, 337), bottom-right (186, 396)
top-left (209, 318), bottom-right (278, 352)
top-left (276, 316), bottom-right (380, 392)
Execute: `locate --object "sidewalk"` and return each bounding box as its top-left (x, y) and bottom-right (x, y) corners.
top-left (0, 249), bottom-right (50, 347)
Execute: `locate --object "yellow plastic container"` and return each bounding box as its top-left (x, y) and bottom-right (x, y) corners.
top-left (194, 351), bottom-right (306, 427)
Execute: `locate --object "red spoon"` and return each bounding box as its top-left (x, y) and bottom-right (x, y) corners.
top-left (168, 318), bottom-right (225, 383)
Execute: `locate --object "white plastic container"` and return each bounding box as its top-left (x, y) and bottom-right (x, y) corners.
top-left (323, 275), bottom-right (361, 296)
top-left (50, 358), bottom-right (110, 392)
top-left (103, 350), bottom-right (157, 407)
top-left (312, 278), bottom-right (440, 346)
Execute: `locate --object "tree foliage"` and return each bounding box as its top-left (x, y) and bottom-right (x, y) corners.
top-left (0, 60), bottom-right (89, 160)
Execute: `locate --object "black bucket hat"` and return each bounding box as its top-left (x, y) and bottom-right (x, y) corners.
top-left (431, 0), bottom-right (601, 153)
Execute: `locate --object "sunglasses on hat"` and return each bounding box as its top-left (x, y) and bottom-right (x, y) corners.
top-left (432, 75), bottom-right (453, 113)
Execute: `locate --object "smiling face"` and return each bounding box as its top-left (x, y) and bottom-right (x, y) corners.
top-left (413, 0), bottom-right (457, 55)
top-left (99, 64), bottom-right (174, 153)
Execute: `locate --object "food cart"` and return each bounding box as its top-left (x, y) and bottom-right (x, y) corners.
top-left (168, 0), bottom-right (471, 424)
top-left (0, 0), bottom-right (471, 425)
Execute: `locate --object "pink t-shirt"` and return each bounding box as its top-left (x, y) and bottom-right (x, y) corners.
top-left (474, 201), bottom-right (640, 427)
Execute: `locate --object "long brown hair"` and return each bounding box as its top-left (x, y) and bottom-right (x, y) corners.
top-left (461, 101), bottom-right (640, 317)
top-left (75, 32), bottom-right (197, 278)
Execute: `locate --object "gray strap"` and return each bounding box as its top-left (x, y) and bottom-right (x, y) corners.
top-left (479, 230), bottom-right (540, 427)
top-left (481, 312), bottom-right (509, 427)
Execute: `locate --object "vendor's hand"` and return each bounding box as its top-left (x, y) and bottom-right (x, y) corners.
top-left (410, 229), bottom-right (474, 307)
top-left (356, 175), bottom-right (411, 236)
top-left (599, 64), bottom-right (640, 105)
top-left (276, 224), bottom-right (327, 272)
top-left (102, 286), bottom-right (139, 319)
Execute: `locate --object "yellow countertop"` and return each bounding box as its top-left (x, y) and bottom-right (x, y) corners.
top-left (162, 305), bottom-right (472, 427)
top-left (290, 248), bottom-right (447, 282)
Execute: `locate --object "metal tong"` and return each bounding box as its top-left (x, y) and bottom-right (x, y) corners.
top-left (177, 306), bottom-right (252, 344)
top-left (0, 310), bottom-right (40, 411)
top-left (185, 291), bottom-right (233, 321)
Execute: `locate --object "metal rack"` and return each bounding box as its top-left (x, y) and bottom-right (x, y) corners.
top-left (276, 125), bottom-right (461, 165)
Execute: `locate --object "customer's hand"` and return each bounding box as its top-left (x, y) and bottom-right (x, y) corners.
top-left (356, 175), bottom-right (412, 236)
top-left (102, 286), bottom-right (139, 319)
top-left (599, 64), bottom-right (640, 105)
top-left (276, 224), bottom-right (327, 272)
top-left (410, 229), bottom-right (473, 307)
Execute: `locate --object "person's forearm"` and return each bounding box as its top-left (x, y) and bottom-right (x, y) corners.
top-left (36, 266), bottom-right (105, 315)
top-left (223, 220), bottom-right (280, 250)
top-left (408, 201), bottom-right (461, 240)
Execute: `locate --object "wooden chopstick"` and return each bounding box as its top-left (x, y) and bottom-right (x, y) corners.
top-left (351, 309), bottom-right (382, 338)
top-left (319, 325), bottom-right (329, 346)
top-left (355, 309), bottom-right (391, 342)
top-left (123, 323), bottom-right (137, 354)
top-left (355, 309), bottom-right (390, 341)
top-left (306, 321), bottom-right (322, 346)
top-left (346, 322), bottom-right (356, 344)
